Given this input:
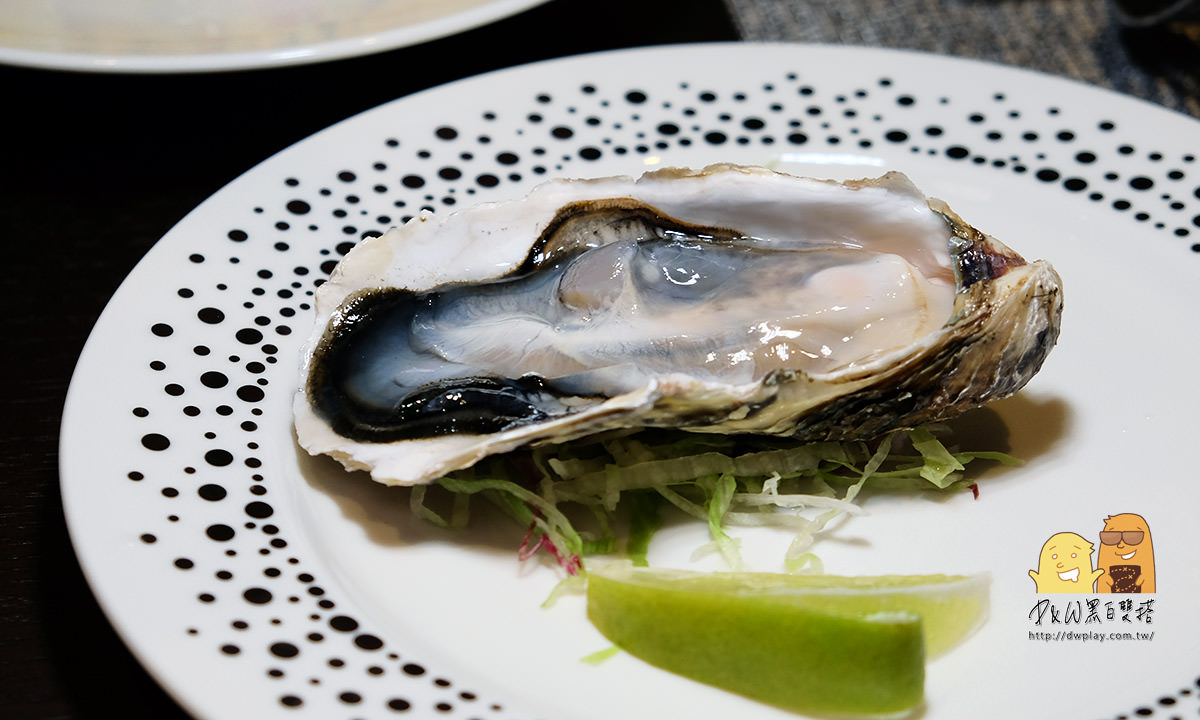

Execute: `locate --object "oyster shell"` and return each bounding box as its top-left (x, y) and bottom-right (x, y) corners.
top-left (294, 164), bottom-right (1062, 485)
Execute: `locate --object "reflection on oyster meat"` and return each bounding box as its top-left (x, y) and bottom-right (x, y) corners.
top-left (294, 164), bottom-right (1063, 486)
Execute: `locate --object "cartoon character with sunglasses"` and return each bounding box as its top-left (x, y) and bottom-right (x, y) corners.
top-left (1097, 513), bottom-right (1155, 594)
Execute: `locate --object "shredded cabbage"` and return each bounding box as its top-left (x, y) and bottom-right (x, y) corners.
top-left (417, 424), bottom-right (1018, 574)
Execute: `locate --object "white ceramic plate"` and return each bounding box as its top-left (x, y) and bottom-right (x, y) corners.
top-left (61, 43), bottom-right (1200, 720)
top-left (0, 0), bottom-right (548, 73)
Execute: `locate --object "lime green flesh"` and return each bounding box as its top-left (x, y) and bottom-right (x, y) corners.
top-left (586, 566), bottom-right (990, 717)
top-left (609, 570), bottom-right (990, 658)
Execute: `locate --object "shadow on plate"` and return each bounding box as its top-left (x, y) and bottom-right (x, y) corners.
top-left (295, 445), bottom-right (533, 555)
top-left (950, 391), bottom-right (1072, 469)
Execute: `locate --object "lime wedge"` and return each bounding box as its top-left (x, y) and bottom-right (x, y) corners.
top-left (586, 563), bottom-right (989, 717)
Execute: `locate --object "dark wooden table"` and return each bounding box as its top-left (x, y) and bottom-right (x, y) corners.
top-left (0, 2), bottom-right (736, 717)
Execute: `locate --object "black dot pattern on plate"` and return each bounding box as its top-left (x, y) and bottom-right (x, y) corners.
top-left (121, 55), bottom-right (1200, 720)
top-left (1102, 676), bottom-right (1200, 720)
top-left (276, 76), bottom-right (1191, 249)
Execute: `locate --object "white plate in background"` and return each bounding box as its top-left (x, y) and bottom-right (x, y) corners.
top-left (0, 0), bottom-right (549, 72)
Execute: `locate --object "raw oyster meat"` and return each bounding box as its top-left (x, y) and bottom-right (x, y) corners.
top-left (294, 164), bottom-right (1062, 485)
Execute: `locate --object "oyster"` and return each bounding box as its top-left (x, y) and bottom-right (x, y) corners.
top-left (294, 164), bottom-right (1062, 485)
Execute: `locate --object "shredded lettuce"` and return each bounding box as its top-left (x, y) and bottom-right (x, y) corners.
top-left (908, 426), bottom-right (966, 488)
top-left (624, 490), bottom-right (663, 567)
top-left (419, 424), bottom-right (1018, 574)
top-left (580, 645), bottom-right (622, 665)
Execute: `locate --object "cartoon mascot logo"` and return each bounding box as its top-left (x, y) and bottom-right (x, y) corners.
top-left (1029, 514), bottom-right (1155, 594)
top-left (1029, 532), bottom-right (1104, 593)
top-left (1096, 513), bottom-right (1155, 593)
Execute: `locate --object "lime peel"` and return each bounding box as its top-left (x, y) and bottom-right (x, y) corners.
top-left (585, 563), bottom-right (990, 717)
